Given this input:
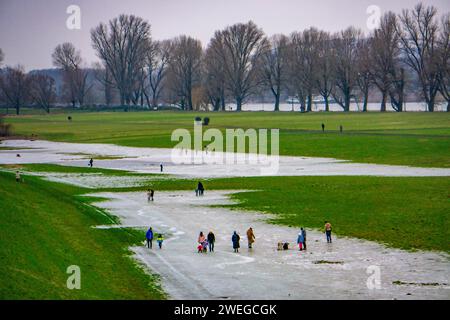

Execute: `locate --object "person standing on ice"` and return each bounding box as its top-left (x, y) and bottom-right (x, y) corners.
top-left (297, 231), bottom-right (305, 251)
top-left (324, 221), bottom-right (332, 243)
top-left (196, 181), bottom-right (204, 196)
top-left (207, 231), bottom-right (216, 252)
top-left (160, 163), bottom-right (163, 172)
top-left (89, 158), bottom-right (93, 167)
top-left (246, 227), bottom-right (255, 249)
top-left (146, 227), bottom-right (154, 249)
top-left (147, 189), bottom-right (154, 202)
top-left (232, 231), bottom-right (240, 253)
top-left (301, 227), bottom-right (307, 250)
top-left (156, 234), bottom-right (164, 249)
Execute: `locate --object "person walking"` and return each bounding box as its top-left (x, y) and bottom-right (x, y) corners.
top-left (147, 189), bottom-right (154, 202)
top-left (301, 227), bottom-right (307, 250)
top-left (297, 231), bottom-right (305, 251)
top-left (198, 231), bottom-right (207, 253)
top-left (196, 181), bottom-right (204, 196)
top-left (146, 227), bottom-right (154, 249)
top-left (324, 221), bottom-right (332, 243)
top-left (160, 163), bottom-right (163, 172)
top-left (207, 231), bottom-right (216, 252)
top-left (156, 234), bottom-right (164, 249)
top-left (89, 158), bottom-right (93, 167)
top-left (321, 123), bottom-right (325, 132)
top-left (15, 171), bottom-right (21, 183)
top-left (246, 227), bottom-right (255, 249)
top-left (232, 231), bottom-right (240, 253)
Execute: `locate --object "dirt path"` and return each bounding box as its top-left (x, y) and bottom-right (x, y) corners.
top-left (91, 191), bottom-right (450, 300)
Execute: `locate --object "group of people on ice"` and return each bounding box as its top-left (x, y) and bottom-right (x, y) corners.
top-left (197, 227), bottom-right (255, 253)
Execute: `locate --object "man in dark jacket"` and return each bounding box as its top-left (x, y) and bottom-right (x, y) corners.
top-left (207, 231), bottom-right (216, 252)
top-left (146, 227), bottom-right (154, 249)
top-left (232, 231), bottom-right (240, 253)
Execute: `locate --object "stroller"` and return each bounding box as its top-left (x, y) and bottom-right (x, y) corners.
top-left (197, 240), bottom-right (208, 253)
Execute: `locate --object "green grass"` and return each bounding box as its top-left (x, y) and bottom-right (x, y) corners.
top-left (4, 111), bottom-right (450, 167)
top-left (0, 171), bottom-right (165, 299)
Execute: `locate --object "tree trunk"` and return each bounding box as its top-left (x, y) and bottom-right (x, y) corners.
top-left (344, 94), bottom-right (350, 112)
top-left (274, 94), bottom-right (280, 111)
top-left (427, 99), bottom-right (435, 112)
top-left (380, 91), bottom-right (387, 112)
top-left (447, 101), bottom-right (450, 112)
top-left (324, 96), bottom-right (329, 112)
top-left (307, 92), bottom-right (313, 112)
top-left (236, 97), bottom-right (242, 112)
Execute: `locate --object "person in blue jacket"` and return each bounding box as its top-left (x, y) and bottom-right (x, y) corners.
top-left (232, 231), bottom-right (240, 253)
top-left (297, 230), bottom-right (305, 251)
top-left (146, 227), bottom-right (154, 249)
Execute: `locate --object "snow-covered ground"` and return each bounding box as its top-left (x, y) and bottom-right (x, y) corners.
top-left (91, 191), bottom-right (450, 300)
top-left (1, 140), bottom-right (450, 178)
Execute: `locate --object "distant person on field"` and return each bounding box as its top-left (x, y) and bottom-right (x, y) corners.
top-left (321, 123), bottom-right (325, 132)
top-left (324, 221), bottom-right (332, 243)
top-left (246, 227), bottom-right (255, 249)
top-left (89, 158), bottom-right (93, 167)
top-left (156, 233), bottom-right (164, 249)
top-left (15, 171), bottom-right (21, 182)
top-left (207, 231), bottom-right (216, 252)
top-left (297, 231), bottom-right (305, 251)
top-left (301, 227), bottom-right (307, 250)
top-left (146, 227), bottom-right (154, 249)
top-left (196, 181), bottom-right (204, 196)
top-left (340, 125), bottom-right (343, 133)
top-left (160, 163), bottom-right (163, 172)
top-left (147, 189), bottom-right (154, 202)
top-left (232, 231), bottom-right (240, 253)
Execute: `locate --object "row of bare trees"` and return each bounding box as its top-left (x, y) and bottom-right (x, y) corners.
top-left (1, 3), bottom-right (449, 113)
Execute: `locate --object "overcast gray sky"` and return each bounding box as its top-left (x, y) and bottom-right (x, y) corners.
top-left (0, 0), bottom-right (449, 70)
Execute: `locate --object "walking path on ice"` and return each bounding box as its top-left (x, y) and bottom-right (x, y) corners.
top-left (1, 139), bottom-right (450, 177)
top-left (91, 191), bottom-right (449, 300)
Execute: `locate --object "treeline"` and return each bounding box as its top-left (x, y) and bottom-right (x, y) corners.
top-left (0, 2), bottom-right (449, 114)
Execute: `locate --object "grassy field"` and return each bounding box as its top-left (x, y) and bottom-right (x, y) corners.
top-left (4, 111), bottom-right (450, 167)
top-left (0, 170), bottom-right (165, 299)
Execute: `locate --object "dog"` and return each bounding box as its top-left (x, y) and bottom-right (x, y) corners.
top-left (277, 242), bottom-right (289, 251)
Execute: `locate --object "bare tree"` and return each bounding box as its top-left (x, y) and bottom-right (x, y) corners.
top-left (331, 27), bottom-right (362, 111)
top-left (210, 21), bottom-right (266, 111)
top-left (52, 42), bottom-right (90, 107)
top-left (396, 3), bottom-right (441, 112)
top-left (356, 38), bottom-right (372, 112)
top-left (315, 31), bottom-right (335, 112)
top-left (91, 14), bottom-right (151, 109)
top-left (436, 14), bottom-right (450, 111)
top-left (167, 36), bottom-right (203, 110)
top-left (259, 34), bottom-right (289, 111)
top-left (93, 62), bottom-right (115, 106)
top-left (29, 74), bottom-right (56, 113)
top-left (290, 28), bottom-right (322, 112)
top-left (0, 48), bottom-right (4, 67)
top-left (0, 65), bottom-right (30, 115)
top-left (371, 12), bottom-right (400, 111)
top-left (204, 43), bottom-right (227, 111)
top-left (145, 40), bottom-right (171, 108)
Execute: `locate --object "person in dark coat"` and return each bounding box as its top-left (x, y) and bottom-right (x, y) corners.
top-left (207, 231), bottom-right (216, 252)
top-left (146, 227), bottom-right (154, 249)
top-left (321, 123), bottom-right (325, 132)
top-left (89, 158), bottom-right (93, 167)
top-left (232, 231), bottom-right (240, 253)
top-left (196, 181), bottom-right (204, 196)
top-left (301, 227), bottom-right (307, 250)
